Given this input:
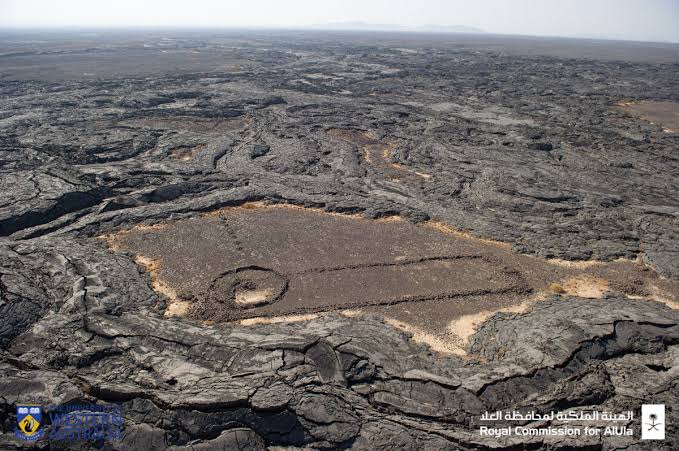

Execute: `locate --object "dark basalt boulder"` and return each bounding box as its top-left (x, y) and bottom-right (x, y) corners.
top-left (250, 144), bottom-right (271, 158)
top-left (532, 142), bottom-right (554, 151)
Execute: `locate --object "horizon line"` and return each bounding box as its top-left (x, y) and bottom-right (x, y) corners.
top-left (0, 25), bottom-right (678, 45)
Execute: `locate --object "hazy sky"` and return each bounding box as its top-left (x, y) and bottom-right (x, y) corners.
top-left (1, 0), bottom-right (678, 43)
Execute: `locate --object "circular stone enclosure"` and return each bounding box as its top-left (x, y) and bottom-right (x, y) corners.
top-left (207, 267), bottom-right (288, 309)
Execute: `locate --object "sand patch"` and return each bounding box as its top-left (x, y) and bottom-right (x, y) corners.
top-left (170, 143), bottom-right (206, 161)
top-left (385, 318), bottom-right (466, 355)
top-left (414, 171), bottom-right (432, 179)
top-left (547, 258), bottom-right (604, 269)
top-left (362, 147), bottom-right (373, 164)
top-left (340, 309), bottom-right (364, 318)
top-left (99, 223), bottom-right (168, 252)
top-left (646, 284), bottom-right (679, 309)
top-left (562, 276), bottom-right (609, 298)
top-left (239, 313), bottom-right (319, 326)
top-left (424, 220), bottom-right (511, 249)
top-left (165, 300), bottom-right (192, 317)
top-left (204, 201), bottom-right (369, 222)
top-left (447, 295), bottom-right (542, 345)
top-left (235, 288), bottom-right (275, 306)
top-left (133, 254), bottom-right (183, 316)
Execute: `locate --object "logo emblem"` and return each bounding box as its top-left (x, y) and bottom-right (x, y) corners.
top-left (641, 404), bottom-right (665, 440)
top-left (15, 405), bottom-right (45, 441)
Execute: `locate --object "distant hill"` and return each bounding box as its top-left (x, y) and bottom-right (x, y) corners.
top-left (307, 21), bottom-right (484, 34)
